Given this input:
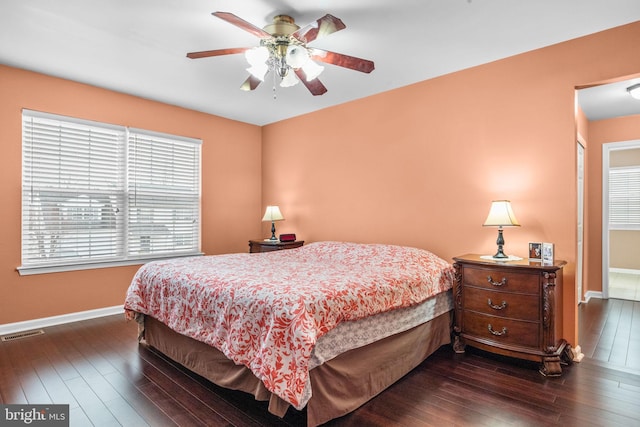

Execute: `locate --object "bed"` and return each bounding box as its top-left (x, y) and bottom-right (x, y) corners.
top-left (124, 241), bottom-right (455, 426)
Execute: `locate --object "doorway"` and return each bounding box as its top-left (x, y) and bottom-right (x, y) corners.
top-left (602, 140), bottom-right (640, 301)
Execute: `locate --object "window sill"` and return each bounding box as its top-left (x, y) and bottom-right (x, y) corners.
top-left (17, 252), bottom-right (204, 276)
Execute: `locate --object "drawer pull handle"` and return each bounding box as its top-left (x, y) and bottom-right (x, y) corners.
top-left (488, 324), bottom-right (507, 336)
top-left (487, 299), bottom-right (507, 310)
top-left (487, 276), bottom-right (507, 287)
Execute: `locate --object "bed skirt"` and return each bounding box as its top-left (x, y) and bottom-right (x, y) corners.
top-left (143, 311), bottom-right (452, 426)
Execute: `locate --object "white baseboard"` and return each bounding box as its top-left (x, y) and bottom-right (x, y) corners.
top-left (0, 305), bottom-right (124, 336)
top-left (583, 291), bottom-right (603, 303)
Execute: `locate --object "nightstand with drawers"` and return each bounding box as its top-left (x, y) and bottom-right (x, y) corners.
top-left (248, 239), bottom-right (304, 253)
top-left (452, 254), bottom-right (572, 376)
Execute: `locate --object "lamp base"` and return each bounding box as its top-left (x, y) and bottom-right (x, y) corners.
top-left (493, 228), bottom-right (508, 259)
top-left (269, 221), bottom-right (277, 240)
top-left (492, 249), bottom-right (508, 259)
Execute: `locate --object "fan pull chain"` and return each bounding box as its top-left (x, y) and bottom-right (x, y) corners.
top-left (272, 71), bottom-right (277, 100)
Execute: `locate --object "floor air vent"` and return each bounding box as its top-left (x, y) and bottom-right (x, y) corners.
top-left (1, 329), bottom-right (45, 342)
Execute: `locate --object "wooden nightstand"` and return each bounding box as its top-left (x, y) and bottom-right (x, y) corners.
top-left (452, 254), bottom-right (572, 376)
top-left (248, 239), bottom-right (304, 253)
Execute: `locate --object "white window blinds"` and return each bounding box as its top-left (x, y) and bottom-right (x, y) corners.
top-left (609, 167), bottom-right (640, 229)
top-left (21, 110), bottom-right (201, 273)
top-left (127, 131), bottom-right (201, 257)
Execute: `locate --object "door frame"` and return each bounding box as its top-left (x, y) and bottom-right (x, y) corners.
top-left (577, 141), bottom-right (584, 304)
top-left (602, 139), bottom-right (640, 299)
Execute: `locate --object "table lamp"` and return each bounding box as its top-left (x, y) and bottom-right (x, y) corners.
top-left (262, 205), bottom-right (284, 241)
top-left (483, 200), bottom-right (520, 259)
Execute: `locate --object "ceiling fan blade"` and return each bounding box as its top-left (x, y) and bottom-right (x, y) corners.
top-left (212, 12), bottom-right (272, 39)
top-left (309, 48), bottom-right (375, 74)
top-left (240, 75), bottom-right (263, 91)
top-left (187, 47), bottom-right (250, 59)
top-left (294, 69), bottom-right (328, 96)
top-left (292, 14), bottom-right (346, 43)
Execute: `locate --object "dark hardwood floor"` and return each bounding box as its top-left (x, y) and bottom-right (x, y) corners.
top-left (1, 298), bottom-right (639, 426)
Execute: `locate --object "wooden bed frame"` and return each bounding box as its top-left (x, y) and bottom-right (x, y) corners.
top-left (142, 311), bottom-right (453, 426)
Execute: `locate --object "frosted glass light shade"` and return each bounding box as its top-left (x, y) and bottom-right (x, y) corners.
top-left (280, 71), bottom-right (299, 87)
top-left (247, 64), bottom-right (268, 81)
top-left (285, 45), bottom-right (310, 69)
top-left (245, 46), bottom-right (269, 66)
top-left (301, 61), bottom-right (324, 81)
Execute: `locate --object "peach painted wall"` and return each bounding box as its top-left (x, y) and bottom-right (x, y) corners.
top-left (262, 21), bottom-right (640, 347)
top-left (586, 114), bottom-right (640, 294)
top-left (0, 65), bottom-right (262, 324)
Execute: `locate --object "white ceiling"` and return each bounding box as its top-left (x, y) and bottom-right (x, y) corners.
top-left (2, 1), bottom-right (640, 126)
top-left (578, 77), bottom-right (640, 121)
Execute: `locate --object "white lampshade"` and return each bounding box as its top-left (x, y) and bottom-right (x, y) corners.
top-left (245, 47), bottom-right (270, 81)
top-left (247, 65), bottom-right (269, 81)
top-left (262, 206), bottom-right (284, 222)
top-left (245, 46), bottom-right (269, 66)
top-left (483, 200), bottom-right (520, 227)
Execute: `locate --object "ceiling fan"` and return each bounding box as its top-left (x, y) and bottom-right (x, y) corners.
top-left (186, 12), bottom-right (375, 96)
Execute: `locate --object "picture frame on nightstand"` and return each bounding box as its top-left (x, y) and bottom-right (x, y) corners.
top-left (528, 242), bottom-right (542, 261)
top-left (542, 242), bottom-right (555, 265)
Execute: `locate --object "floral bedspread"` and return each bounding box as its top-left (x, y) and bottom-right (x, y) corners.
top-left (123, 241), bottom-right (454, 409)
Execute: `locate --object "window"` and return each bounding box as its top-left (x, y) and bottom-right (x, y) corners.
top-left (20, 110), bottom-right (201, 275)
top-left (609, 166), bottom-right (640, 230)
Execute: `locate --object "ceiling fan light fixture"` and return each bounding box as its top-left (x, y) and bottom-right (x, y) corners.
top-left (187, 12), bottom-right (374, 96)
top-left (302, 61), bottom-right (324, 81)
top-left (627, 83), bottom-right (640, 100)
